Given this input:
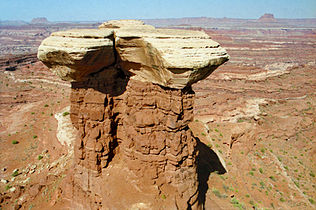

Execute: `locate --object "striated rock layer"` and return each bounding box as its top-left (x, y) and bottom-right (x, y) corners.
top-left (70, 69), bottom-right (198, 209)
top-left (37, 20), bottom-right (229, 209)
top-left (37, 29), bottom-right (115, 81)
top-left (38, 20), bottom-right (228, 89)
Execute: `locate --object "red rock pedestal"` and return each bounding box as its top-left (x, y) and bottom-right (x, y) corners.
top-left (37, 20), bottom-right (229, 209)
top-left (69, 68), bottom-right (200, 209)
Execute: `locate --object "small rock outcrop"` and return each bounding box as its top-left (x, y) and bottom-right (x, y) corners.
top-left (38, 20), bottom-right (229, 209)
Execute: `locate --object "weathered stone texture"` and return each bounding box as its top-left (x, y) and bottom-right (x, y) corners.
top-left (37, 29), bottom-right (115, 81)
top-left (37, 20), bottom-right (229, 209)
top-left (115, 27), bottom-right (229, 89)
top-left (70, 68), bottom-right (199, 208)
top-left (70, 68), bottom-right (126, 172)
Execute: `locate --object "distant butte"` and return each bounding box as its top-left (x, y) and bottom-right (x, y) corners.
top-left (31, 17), bottom-right (49, 24)
top-left (258, 13), bottom-right (277, 22)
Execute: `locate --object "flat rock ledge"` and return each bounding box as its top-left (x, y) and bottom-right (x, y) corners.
top-left (38, 20), bottom-right (229, 89)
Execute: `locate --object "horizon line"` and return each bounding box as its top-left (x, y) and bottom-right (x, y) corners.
top-left (2, 15), bottom-right (316, 23)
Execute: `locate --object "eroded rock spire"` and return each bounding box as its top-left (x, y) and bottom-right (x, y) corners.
top-left (38, 20), bottom-right (229, 209)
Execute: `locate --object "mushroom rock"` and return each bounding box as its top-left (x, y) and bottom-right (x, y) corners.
top-left (38, 20), bottom-right (229, 209)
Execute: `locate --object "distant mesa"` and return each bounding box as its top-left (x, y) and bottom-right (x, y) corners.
top-left (31, 17), bottom-right (49, 24)
top-left (0, 20), bottom-right (28, 26)
top-left (258, 13), bottom-right (277, 22)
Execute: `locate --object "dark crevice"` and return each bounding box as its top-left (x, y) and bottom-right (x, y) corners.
top-left (112, 34), bottom-right (118, 66)
top-left (106, 138), bottom-right (118, 167)
top-left (105, 104), bottom-right (120, 168)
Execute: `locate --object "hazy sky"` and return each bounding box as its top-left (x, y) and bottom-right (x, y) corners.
top-left (1, 0), bottom-right (316, 21)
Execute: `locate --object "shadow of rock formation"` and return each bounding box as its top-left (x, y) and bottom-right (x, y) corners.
top-left (196, 138), bottom-right (227, 208)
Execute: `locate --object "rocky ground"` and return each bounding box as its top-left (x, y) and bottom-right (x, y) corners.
top-left (189, 27), bottom-right (316, 209)
top-left (0, 22), bottom-right (315, 209)
top-left (191, 64), bottom-right (316, 209)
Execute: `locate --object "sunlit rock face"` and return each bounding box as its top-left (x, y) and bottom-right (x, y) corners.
top-left (37, 29), bottom-right (115, 81)
top-left (38, 20), bottom-right (229, 88)
top-left (38, 20), bottom-right (229, 209)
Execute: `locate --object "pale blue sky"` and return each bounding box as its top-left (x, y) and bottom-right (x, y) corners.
top-left (1, 0), bottom-right (315, 21)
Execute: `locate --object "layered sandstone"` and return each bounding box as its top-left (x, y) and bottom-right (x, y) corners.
top-left (115, 28), bottom-right (228, 89)
top-left (37, 20), bottom-right (229, 209)
top-left (39, 20), bottom-right (228, 89)
top-left (37, 29), bottom-right (115, 81)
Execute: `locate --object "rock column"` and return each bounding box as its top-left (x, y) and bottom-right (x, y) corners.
top-left (37, 20), bottom-right (229, 209)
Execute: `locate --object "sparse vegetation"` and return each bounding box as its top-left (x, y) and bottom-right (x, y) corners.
top-left (212, 188), bottom-right (227, 198)
top-left (231, 197), bottom-right (244, 210)
top-left (260, 181), bottom-right (265, 189)
top-left (62, 111), bottom-right (70, 116)
top-left (11, 170), bottom-right (19, 177)
top-left (5, 185), bottom-right (12, 190)
top-left (279, 197), bottom-right (285, 202)
top-left (12, 140), bottom-right (19, 144)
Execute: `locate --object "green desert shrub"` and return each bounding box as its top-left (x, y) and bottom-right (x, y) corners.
top-left (12, 140), bottom-right (19, 144)
top-left (63, 111), bottom-right (70, 116)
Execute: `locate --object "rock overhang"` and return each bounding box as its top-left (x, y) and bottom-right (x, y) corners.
top-left (37, 29), bottom-right (115, 81)
top-left (37, 20), bottom-right (229, 89)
